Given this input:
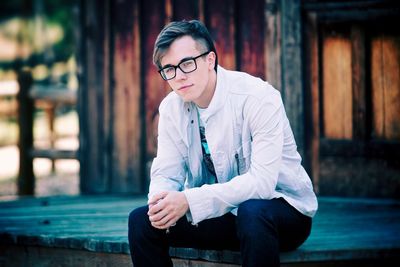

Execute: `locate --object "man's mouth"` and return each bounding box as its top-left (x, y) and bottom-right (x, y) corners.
top-left (179, 84), bottom-right (193, 90)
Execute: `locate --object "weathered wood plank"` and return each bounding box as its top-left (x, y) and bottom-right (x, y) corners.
top-left (29, 148), bottom-right (77, 159)
top-left (2, 244), bottom-right (398, 267)
top-left (29, 86), bottom-right (77, 105)
top-left (78, 0), bottom-right (111, 193)
top-left (0, 245), bottom-right (133, 267)
top-left (319, 139), bottom-right (400, 158)
top-left (302, 0), bottom-right (400, 11)
top-left (322, 29), bottom-right (353, 139)
top-left (142, 0), bottom-right (169, 171)
top-left (351, 25), bottom-right (367, 140)
top-left (319, 156), bottom-right (400, 198)
top-left (265, 0), bottom-right (281, 90)
top-left (281, 0), bottom-right (305, 157)
top-left (173, 0), bottom-right (199, 20)
top-left (303, 12), bottom-right (320, 194)
top-left (112, 0), bottom-right (143, 193)
top-left (371, 34), bottom-right (400, 140)
top-left (237, 0), bottom-right (265, 79)
top-left (205, 0), bottom-right (236, 70)
top-left (0, 196), bottom-right (399, 265)
top-left (17, 70), bottom-right (34, 195)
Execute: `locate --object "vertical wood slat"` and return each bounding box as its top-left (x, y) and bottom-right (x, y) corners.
top-left (111, 0), bottom-right (142, 193)
top-left (102, 0), bottom-right (112, 192)
top-left (17, 70), bottom-right (34, 195)
top-left (79, 0), bottom-right (111, 193)
top-left (281, 0), bottom-right (305, 157)
top-left (371, 35), bottom-right (400, 140)
top-left (165, 0), bottom-right (173, 23)
top-left (173, 0), bottom-right (199, 20)
top-left (237, 0), bottom-right (265, 79)
top-left (381, 36), bottom-right (400, 140)
top-left (351, 25), bottom-right (367, 140)
top-left (371, 37), bottom-right (384, 139)
top-left (205, 0), bottom-right (236, 70)
top-left (322, 31), bottom-right (353, 139)
top-left (304, 12), bottom-right (320, 193)
top-left (142, 0), bottom-right (168, 168)
top-left (265, 0), bottom-right (281, 90)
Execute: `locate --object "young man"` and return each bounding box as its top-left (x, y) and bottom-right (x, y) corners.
top-left (128, 20), bottom-right (318, 267)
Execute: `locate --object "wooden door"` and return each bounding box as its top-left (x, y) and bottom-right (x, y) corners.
top-left (304, 1), bottom-right (400, 198)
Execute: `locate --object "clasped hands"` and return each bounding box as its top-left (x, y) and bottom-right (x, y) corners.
top-left (147, 191), bottom-right (189, 230)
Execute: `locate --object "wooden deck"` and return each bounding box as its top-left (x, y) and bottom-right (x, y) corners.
top-left (0, 195), bottom-right (399, 266)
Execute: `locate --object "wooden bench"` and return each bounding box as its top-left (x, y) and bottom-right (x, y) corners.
top-left (0, 195), bottom-right (399, 266)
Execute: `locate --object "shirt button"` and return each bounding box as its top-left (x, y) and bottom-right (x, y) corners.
top-left (191, 120), bottom-right (194, 124)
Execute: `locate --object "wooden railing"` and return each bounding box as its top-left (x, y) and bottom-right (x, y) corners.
top-left (17, 70), bottom-right (78, 195)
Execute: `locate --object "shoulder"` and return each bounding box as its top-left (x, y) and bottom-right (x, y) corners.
top-left (159, 91), bottom-right (185, 116)
top-left (219, 67), bottom-right (282, 108)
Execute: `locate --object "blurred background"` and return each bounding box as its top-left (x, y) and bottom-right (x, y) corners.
top-left (0, 0), bottom-right (399, 200)
top-left (0, 0), bottom-right (79, 198)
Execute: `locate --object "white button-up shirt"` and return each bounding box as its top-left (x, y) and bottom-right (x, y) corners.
top-left (150, 66), bottom-right (318, 224)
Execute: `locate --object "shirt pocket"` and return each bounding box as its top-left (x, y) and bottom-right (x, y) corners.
top-left (234, 139), bottom-right (251, 175)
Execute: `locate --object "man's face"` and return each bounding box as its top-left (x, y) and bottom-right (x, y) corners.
top-left (160, 36), bottom-right (216, 107)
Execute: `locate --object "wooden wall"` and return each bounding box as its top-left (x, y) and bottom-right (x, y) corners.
top-left (303, 0), bottom-right (400, 198)
top-left (78, 0), bottom-right (400, 197)
top-left (78, 0), bottom-right (304, 194)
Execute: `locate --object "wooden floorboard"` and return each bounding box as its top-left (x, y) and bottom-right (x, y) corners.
top-left (0, 195), bottom-right (400, 266)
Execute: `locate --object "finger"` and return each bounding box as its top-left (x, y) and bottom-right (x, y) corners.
top-left (148, 192), bottom-right (169, 205)
top-left (147, 193), bottom-right (169, 216)
top-left (148, 199), bottom-right (166, 216)
top-left (148, 207), bottom-right (169, 222)
top-left (148, 203), bottom-right (155, 210)
top-left (150, 212), bottom-right (171, 226)
top-left (151, 211), bottom-right (179, 228)
top-left (151, 218), bottom-right (170, 229)
top-left (151, 215), bottom-right (176, 229)
top-left (151, 222), bottom-right (166, 230)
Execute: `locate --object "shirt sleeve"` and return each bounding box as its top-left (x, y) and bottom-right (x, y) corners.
top-left (148, 103), bottom-right (187, 199)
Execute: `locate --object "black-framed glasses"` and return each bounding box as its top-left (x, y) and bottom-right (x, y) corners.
top-left (158, 51), bottom-right (210, 81)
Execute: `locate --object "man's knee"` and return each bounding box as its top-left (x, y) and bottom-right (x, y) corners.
top-left (237, 199), bottom-right (277, 237)
top-left (129, 206), bottom-right (148, 224)
top-left (129, 206), bottom-right (149, 239)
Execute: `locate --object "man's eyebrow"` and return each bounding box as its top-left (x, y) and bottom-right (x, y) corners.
top-left (161, 63), bottom-right (173, 69)
top-left (178, 56), bottom-right (194, 63)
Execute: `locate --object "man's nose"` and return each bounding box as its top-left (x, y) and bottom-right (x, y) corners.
top-left (175, 67), bottom-right (187, 80)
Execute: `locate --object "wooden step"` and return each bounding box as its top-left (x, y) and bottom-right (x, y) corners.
top-left (1, 196), bottom-right (399, 266)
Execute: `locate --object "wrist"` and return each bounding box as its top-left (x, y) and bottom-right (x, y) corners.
top-left (180, 191), bottom-right (189, 212)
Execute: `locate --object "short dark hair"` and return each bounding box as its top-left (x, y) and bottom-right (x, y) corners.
top-left (153, 20), bottom-right (218, 71)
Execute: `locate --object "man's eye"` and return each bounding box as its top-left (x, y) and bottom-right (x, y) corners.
top-left (164, 67), bottom-right (174, 74)
top-left (181, 60), bottom-right (194, 69)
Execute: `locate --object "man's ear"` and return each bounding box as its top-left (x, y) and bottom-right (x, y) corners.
top-left (207, 51), bottom-right (216, 70)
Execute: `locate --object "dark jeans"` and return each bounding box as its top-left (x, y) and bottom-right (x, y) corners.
top-left (128, 198), bottom-right (311, 267)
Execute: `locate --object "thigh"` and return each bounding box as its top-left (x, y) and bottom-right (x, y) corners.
top-left (277, 199), bottom-right (312, 251)
top-left (237, 198), bottom-right (312, 251)
top-left (166, 212), bottom-right (240, 251)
